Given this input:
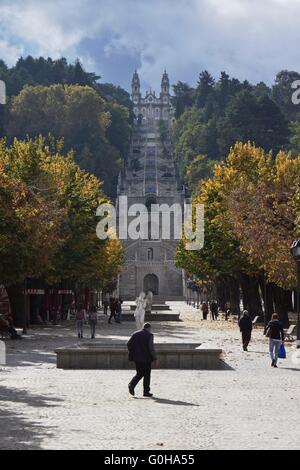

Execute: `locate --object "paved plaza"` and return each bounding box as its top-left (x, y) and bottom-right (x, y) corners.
top-left (0, 303), bottom-right (299, 450)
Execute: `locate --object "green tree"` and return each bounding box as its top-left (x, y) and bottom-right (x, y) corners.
top-left (6, 84), bottom-right (121, 196)
top-left (171, 81), bottom-right (195, 118)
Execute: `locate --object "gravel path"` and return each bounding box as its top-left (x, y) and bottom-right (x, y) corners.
top-left (0, 302), bottom-right (299, 450)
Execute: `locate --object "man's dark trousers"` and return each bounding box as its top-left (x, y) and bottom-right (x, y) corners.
top-left (130, 362), bottom-right (151, 393)
top-left (242, 331), bottom-right (251, 350)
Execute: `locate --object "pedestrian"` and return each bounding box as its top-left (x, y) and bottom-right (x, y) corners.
top-left (201, 301), bottom-right (208, 320)
top-left (210, 300), bottom-right (218, 321)
top-left (265, 313), bottom-right (285, 368)
top-left (225, 302), bottom-right (231, 321)
top-left (238, 310), bottom-right (253, 351)
top-left (115, 298), bottom-right (123, 324)
top-left (108, 297), bottom-right (116, 324)
top-left (88, 305), bottom-right (98, 339)
top-left (76, 304), bottom-right (86, 339)
top-left (103, 299), bottom-right (109, 315)
top-left (127, 323), bottom-right (157, 398)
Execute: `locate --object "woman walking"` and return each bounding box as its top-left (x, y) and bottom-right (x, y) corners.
top-left (76, 304), bottom-right (86, 339)
top-left (265, 313), bottom-right (285, 368)
top-left (238, 310), bottom-right (253, 351)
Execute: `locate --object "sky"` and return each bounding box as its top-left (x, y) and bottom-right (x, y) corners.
top-left (0, 0), bottom-right (300, 92)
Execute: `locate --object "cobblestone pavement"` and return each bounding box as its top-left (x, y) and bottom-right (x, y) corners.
top-left (0, 302), bottom-right (299, 450)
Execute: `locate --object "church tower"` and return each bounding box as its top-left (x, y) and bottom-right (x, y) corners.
top-left (131, 70), bottom-right (141, 104)
top-left (117, 72), bottom-right (184, 301)
top-left (161, 70), bottom-right (170, 101)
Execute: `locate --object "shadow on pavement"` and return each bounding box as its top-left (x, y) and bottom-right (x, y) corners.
top-left (153, 397), bottom-right (200, 407)
top-left (0, 384), bottom-right (61, 450)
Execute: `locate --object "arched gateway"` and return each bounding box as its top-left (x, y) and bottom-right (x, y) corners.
top-left (143, 274), bottom-right (159, 296)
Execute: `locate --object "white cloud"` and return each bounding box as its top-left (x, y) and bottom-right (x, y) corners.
top-left (0, 0), bottom-right (300, 89)
top-left (0, 38), bottom-right (23, 65)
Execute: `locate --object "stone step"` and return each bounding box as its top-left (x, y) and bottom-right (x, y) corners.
top-left (122, 312), bottom-right (180, 322)
top-left (130, 304), bottom-right (171, 311)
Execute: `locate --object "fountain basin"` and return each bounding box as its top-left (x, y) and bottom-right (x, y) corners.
top-left (55, 343), bottom-right (223, 370)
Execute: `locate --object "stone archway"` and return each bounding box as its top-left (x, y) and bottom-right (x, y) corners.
top-left (143, 274), bottom-right (159, 296)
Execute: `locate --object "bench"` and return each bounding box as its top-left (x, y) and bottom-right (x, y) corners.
top-left (284, 325), bottom-right (296, 342)
top-left (252, 316), bottom-right (264, 327)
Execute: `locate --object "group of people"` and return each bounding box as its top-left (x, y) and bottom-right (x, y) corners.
top-left (201, 300), bottom-right (219, 320)
top-left (75, 304), bottom-right (98, 339)
top-left (75, 297), bottom-right (124, 339)
top-left (238, 310), bottom-right (285, 368)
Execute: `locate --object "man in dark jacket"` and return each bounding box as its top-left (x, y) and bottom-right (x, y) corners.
top-left (210, 301), bottom-right (218, 321)
top-left (266, 313), bottom-right (285, 368)
top-left (127, 323), bottom-right (157, 397)
top-left (238, 310), bottom-right (253, 351)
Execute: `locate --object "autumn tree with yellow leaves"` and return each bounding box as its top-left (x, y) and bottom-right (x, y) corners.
top-left (0, 137), bottom-right (123, 324)
top-left (177, 142), bottom-right (300, 326)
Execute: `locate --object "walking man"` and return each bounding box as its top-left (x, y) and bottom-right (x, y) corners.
top-left (115, 298), bottom-right (123, 324)
top-left (108, 297), bottom-right (116, 324)
top-left (210, 300), bottom-right (218, 321)
top-left (127, 323), bottom-right (157, 398)
top-left (201, 301), bottom-right (209, 320)
top-left (238, 310), bottom-right (253, 351)
top-left (265, 313), bottom-right (285, 368)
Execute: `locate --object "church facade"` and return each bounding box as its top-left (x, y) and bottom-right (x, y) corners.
top-left (117, 71), bottom-right (184, 300)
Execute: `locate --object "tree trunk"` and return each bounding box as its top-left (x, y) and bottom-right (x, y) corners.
top-left (239, 273), bottom-right (263, 319)
top-left (216, 275), bottom-right (227, 311)
top-left (272, 284), bottom-right (290, 328)
top-left (6, 283), bottom-right (27, 329)
top-left (228, 276), bottom-right (240, 316)
top-left (265, 283), bottom-right (275, 326)
top-left (258, 277), bottom-right (274, 327)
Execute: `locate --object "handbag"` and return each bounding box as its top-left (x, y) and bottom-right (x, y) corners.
top-left (278, 343), bottom-right (286, 359)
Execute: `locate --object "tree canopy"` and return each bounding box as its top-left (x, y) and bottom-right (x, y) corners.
top-left (0, 136), bottom-right (123, 289)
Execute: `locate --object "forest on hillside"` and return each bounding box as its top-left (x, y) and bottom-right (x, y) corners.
top-left (0, 56), bottom-right (133, 197)
top-left (171, 70), bottom-right (300, 192)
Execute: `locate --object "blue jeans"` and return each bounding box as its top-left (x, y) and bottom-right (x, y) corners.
top-left (269, 339), bottom-right (282, 365)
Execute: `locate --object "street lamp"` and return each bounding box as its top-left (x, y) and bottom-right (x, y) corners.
top-left (290, 240), bottom-right (300, 348)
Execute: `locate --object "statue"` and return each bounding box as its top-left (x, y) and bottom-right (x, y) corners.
top-left (145, 290), bottom-right (154, 315)
top-left (134, 292), bottom-right (147, 330)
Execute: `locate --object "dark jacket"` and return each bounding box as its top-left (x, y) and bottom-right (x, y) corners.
top-left (115, 301), bottom-right (122, 314)
top-left (239, 315), bottom-right (253, 332)
top-left (266, 320), bottom-right (284, 341)
top-left (127, 329), bottom-right (157, 363)
top-left (210, 302), bottom-right (218, 314)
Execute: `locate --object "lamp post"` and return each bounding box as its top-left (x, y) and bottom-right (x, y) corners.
top-left (290, 240), bottom-right (300, 349)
